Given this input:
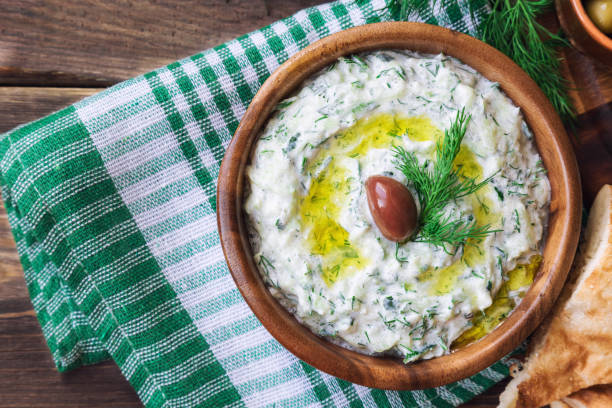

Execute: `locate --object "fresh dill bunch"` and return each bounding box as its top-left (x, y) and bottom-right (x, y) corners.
top-left (393, 109), bottom-right (498, 253)
top-left (480, 0), bottom-right (575, 125)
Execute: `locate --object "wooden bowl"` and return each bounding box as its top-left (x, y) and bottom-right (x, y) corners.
top-left (556, 0), bottom-right (612, 65)
top-left (217, 22), bottom-right (581, 389)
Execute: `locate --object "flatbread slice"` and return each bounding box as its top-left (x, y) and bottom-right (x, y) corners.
top-left (550, 384), bottom-right (612, 408)
top-left (549, 401), bottom-right (571, 408)
top-left (498, 185), bottom-right (612, 407)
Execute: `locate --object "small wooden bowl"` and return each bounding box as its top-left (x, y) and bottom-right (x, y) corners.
top-left (556, 0), bottom-right (612, 65)
top-left (217, 22), bottom-right (581, 389)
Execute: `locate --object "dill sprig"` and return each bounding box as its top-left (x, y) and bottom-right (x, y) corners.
top-left (393, 109), bottom-right (498, 253)
top-left (479, 0), bottom-right (575, 125)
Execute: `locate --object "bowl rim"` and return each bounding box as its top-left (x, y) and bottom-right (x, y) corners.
top-left (572, 0), bottom-right (612, 49)
top-left (217, 22), bottom-right (581, 390)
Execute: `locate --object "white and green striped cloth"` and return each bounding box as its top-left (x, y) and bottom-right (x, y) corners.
top-left (0, 1), bottom-right (521, 406)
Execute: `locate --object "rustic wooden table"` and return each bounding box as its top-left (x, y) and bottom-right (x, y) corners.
top-left (0, 1), bottom-right (610, 407)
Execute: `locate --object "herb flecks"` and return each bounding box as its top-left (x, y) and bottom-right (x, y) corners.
top-left (393, 109), bottom-right (498, 253)
top-left (390, 0), bottom-right (575, 126)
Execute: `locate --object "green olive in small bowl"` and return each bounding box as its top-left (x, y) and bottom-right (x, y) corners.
top-left (556, 0), bottom-right (612, 65)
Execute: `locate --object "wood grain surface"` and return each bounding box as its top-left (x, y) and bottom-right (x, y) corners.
top-left (0, 0), bottom-right (322, 87)
top-left (0, 1), bottom-right (611, 407)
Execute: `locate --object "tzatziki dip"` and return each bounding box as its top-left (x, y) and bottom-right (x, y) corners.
top-left (244, 51), bottom-right (550, 362)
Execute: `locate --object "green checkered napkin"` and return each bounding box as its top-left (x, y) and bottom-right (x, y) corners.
top-left (0, 1), bottom-right (519, 406)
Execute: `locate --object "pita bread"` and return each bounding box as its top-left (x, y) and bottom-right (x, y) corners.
top-left (551, 384), bottom-right (612, 408)
top-left (498, 185), bottom-right (612, 408)
top-left (549, 401), bottom-right (571, 408)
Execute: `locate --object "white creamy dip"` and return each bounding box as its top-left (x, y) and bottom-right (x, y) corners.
top-left (244, 51), bottom-right (550, 362)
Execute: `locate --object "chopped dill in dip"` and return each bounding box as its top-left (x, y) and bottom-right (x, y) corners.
top-left (244, 51), bottom-right (550, 363)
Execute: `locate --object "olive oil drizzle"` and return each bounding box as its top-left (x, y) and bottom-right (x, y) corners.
top-left (300, 113), bottom-right (441, 285)
top-left (452, 255), bottom-right (542, 348)
top-left (298, 111), bottom-right (540, 348)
